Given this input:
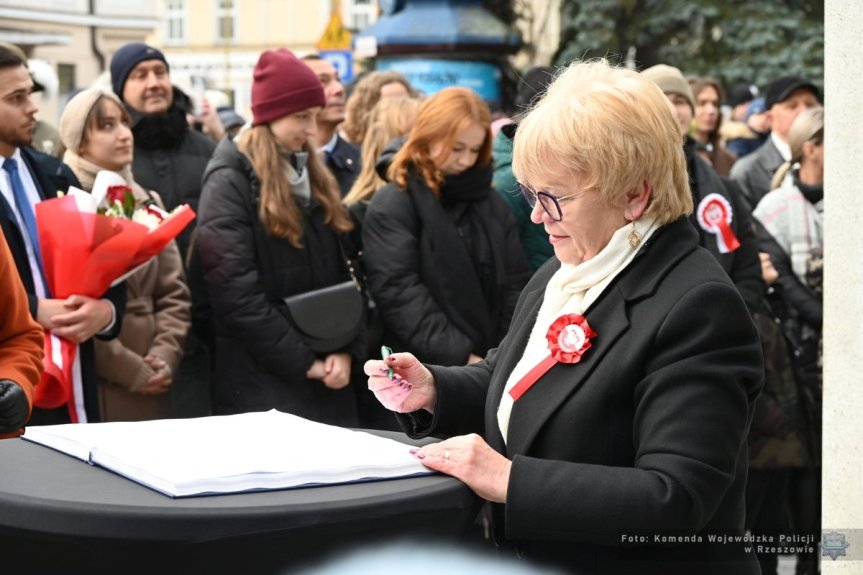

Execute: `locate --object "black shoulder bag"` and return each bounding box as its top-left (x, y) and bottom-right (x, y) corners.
top-left (282, 235), bottom-right (365, 354)
top-left (242, 167), bottom-right (365, 355)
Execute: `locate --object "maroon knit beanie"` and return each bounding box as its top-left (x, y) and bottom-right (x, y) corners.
top-left (251, 49), bottom-right (326, 126)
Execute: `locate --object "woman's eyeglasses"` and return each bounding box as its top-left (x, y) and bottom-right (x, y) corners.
top-left (518, 184), bottom-right (585, 222)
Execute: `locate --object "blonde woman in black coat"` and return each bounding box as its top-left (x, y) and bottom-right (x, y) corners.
top-left (366, 61), bottom-right (763, 574)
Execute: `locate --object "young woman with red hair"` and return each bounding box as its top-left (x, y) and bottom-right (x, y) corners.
top-left (362, 87), bottom-right (529, 366)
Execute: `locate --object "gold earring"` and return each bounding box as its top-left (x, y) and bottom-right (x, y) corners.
top-left (628, 222), bottom-right (642, 249)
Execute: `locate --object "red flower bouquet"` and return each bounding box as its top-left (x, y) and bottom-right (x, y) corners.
top-left (33, 171), bottom-right (195, 420)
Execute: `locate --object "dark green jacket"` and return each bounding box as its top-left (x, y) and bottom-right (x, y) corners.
top-left (491, 124), bottom-right (553, 273)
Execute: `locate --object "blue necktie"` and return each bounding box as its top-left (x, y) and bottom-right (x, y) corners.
top-left (4, 158), bottom-right (47, 283)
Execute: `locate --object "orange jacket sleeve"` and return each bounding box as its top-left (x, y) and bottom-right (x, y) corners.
top-left (0, 231), bottom-right (43, 436)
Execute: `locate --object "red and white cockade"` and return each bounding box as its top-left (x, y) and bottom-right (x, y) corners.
top-left (509, 314), bottom-right (597, 401)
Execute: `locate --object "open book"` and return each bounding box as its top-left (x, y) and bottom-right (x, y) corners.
top-left (22, 410), bottom-right (432, 498)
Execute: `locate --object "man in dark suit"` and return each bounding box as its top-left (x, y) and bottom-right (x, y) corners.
top-left (730, 75), bottom-right (820, 212)
top-left (301, 54), bottom-right (361, 196)
top-left (0, 46), bottom-right (124, 424)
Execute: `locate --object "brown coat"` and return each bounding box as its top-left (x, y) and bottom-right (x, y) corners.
top-left (0, 231), bottom-right (43, 437)
top-left (59, 89), bottom-right (192, 421)
top-left (94, 190), bottom-right (191, 421)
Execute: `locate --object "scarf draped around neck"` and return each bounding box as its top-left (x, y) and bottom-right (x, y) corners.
top-left (130, 105), bottom-right (188, 150)
top-left (62, 151), bottom-right (149, 204)
top-left (405, 163), bottom-right (504, 356)
top-left (497, 216), bottom-right (659, 441)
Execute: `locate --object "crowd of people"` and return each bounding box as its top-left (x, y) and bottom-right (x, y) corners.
top-left (0, 39), bottom-right (823, 573)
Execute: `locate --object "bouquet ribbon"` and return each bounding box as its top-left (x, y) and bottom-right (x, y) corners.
top-left (508, 314), bottom-right (597, 401)
top-left (34, 334), bottom-right (78, 412)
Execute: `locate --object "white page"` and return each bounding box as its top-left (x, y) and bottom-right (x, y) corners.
top-left (23, 410), bottom-right (432, 497)
top-left (21, 421), bottom-right (107, 461)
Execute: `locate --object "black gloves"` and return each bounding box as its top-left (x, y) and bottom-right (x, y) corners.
top-left (0, 379), bottom-right (29, 433)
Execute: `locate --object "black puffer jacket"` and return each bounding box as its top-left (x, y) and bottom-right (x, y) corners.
top-left (363, 165), bottom-right (529, 366)
top-left (196, 138), bottom-right (363, 425)
top-left (685, 137), bottom-right (763, 313)
top-left (129, 101), bottom-right (216, 258)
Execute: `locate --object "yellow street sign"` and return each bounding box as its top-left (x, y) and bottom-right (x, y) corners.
top-left (317, 14), bottom-right (352, 51)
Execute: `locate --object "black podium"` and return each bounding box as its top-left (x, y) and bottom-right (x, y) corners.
top-left (0, 431), bottom-right (479, 574)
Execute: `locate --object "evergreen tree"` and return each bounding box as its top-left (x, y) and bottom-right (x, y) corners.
top-left (554, 0), bottom-right (823, 91)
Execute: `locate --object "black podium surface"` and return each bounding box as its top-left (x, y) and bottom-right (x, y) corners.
top-left (0, 430), bottom-right (479, 574)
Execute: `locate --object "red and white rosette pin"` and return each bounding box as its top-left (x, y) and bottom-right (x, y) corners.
top-left (508, 314), bottom-right (597, 401)
top-left (547, 314), bottom-right (596, 364)
top-left (696, 193), bottom-right (741, 253)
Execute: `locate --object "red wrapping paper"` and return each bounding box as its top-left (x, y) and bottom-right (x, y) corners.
top-left (33, 194), bottom-right (195, 419)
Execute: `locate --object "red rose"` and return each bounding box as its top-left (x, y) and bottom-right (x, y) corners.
top-left (106, 185), bottom-right (131, 204)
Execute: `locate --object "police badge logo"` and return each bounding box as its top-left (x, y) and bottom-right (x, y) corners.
top-left (821, 531), bottom-right (850, 560)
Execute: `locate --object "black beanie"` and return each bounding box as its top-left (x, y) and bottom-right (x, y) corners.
top-left (110, 43), bottom-right (169, 99)
top-left (763, 75), bottom-right (820, 110)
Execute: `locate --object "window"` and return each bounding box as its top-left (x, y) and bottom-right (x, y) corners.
top-left (346, 0), bottom-right (376, 32)
top-left (165, 0), bottom-right (186, 44)
top-left (216, 0), bottom-right (237, 43)
top-left (57, 63), bottom-right (75, 96)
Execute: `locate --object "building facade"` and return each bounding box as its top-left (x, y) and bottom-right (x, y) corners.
top-left (0, 0), bottom-right (558, 124)
top-left (149, 0), bottom-right (558, 118)
top-left (0, 0), bottom-right (159, 123)
top-left (149, 0), bottom-right (374, 120)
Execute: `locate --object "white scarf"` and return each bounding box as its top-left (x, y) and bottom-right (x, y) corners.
top-left (497, 216), bottom-right (659, 442)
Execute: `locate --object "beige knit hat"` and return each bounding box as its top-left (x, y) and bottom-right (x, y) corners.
top-left (641, 64), bottom-right (695, 112)
top-left (59, 87), bottom-right (126, 154)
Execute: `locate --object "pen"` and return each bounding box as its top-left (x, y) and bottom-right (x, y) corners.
top-left (380, 345), bottom-right (394, 379)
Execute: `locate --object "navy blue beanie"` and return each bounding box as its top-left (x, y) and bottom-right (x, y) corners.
top-left (110, 43), bottom-right (169, 99)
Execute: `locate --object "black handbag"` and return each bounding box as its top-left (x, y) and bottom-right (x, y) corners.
top-left (283, 280), bottom-right (364, 354)
top-left (282, 235), bottom-right (365, 354)
top-left (240, 176), bottom-right (365, 354)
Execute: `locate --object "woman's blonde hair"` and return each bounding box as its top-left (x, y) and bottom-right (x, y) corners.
top-left (237, 125), bottom-right (352, 247)
top-left (389, 87), bottom-right (492, 196)
top-left (342, 71), bottom-right (417, 144)
top-left (344, 96), bottom-right (420, 206)
top-left (771, 106), bottom-right (824, 190)
top-left (513, 59), bottom-right (693, 224)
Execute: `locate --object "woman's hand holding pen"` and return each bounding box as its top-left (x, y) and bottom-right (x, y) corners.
top-left (366, 349), bottom-right (511, 503)
top-left (364, 351), bottom-right (437, 414)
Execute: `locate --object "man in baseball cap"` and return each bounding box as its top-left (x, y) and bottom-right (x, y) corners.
top-left (730, 75), bottom-right (820, 212)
